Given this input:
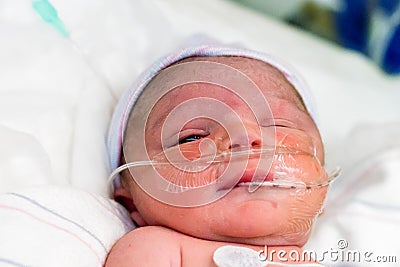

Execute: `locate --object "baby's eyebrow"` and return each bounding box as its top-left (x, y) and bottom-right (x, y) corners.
top-left (147, 112), bottom-right (168, 132)
top-left (146, 98), bottom-right (178, 133)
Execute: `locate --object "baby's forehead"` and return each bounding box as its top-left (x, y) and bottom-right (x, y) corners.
top-left (142, 56), bottom-right (311, 133)
top-left (169, 56), bottom-right (306, 112)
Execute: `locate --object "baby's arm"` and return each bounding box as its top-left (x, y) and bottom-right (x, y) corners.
top-left (105, 226), bottom-right (182, 267)
top-left (106, 226), bottom-right (316, 267)
top-left (105, 226), bottom-right (220, 266)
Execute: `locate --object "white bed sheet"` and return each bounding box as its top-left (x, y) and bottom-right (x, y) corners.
top-left (1, 0), bottom-right (400, 266)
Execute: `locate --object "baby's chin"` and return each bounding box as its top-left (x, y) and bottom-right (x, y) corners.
top-left (188, 186), bottom-right (325, 247)
top-left (133, 179), bottom-right (326, 248)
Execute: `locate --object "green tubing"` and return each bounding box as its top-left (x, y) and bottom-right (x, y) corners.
top-left (32, 0), bottom-right (69, 37)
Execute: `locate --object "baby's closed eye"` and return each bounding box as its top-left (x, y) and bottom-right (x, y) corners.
top-left (179, 135), bottom-right (203, 144)
top-left (177, 128), bottom-right (210, 145)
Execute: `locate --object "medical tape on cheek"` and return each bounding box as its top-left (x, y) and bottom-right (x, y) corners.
top-left (109, 122), bottom-right (340, 207)
top-left (110, 144), bottom-right (339, 194)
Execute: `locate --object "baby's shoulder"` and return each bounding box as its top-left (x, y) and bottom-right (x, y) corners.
top-left (105, 226), bottom-right (182, 267)
top-left (127, 225), bottom-right (184, 242)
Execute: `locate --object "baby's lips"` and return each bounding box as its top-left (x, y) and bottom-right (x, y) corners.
top-left (237, 168), bottom-right (274, 184)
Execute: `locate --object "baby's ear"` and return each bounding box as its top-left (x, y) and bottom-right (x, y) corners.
top-left (114, 183), bottom-right (135, 213)
top-left (114, 178), bottom-right (148, 227)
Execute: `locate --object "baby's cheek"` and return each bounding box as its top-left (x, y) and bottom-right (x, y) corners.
top-left (271, 154), bottom-right (327, 186)
top-left (271, 145), bottom-right (327, 245)
top-left (280, 188), bottom-right (327, 245)
top-left (154, 165), bottom-right (225, 188)
top-left (152, 141), bottom-right (226, 187)
top-left (275, 128), bottom-right (317, 155)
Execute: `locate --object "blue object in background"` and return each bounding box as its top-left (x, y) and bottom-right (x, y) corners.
top-left (384, 25), bottom-right (400, 74)
top-left (378, 0), bottom-right (400, 74)
top-left (335, 0), bottom-right (400, 74)
top-left (335, 0), bottom-right (369, 53)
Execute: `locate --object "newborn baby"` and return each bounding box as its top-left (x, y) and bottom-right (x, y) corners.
top-left (105, 43), bottom-right (333, 266)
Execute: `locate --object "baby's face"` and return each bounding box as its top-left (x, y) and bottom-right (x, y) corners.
top-left (122, 57), bottom-right (327, 246)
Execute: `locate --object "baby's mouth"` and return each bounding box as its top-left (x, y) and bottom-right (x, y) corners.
top-left (235, 170), bottom-right (274, 187)
top-left (216, 169), bottom-right (274, 192)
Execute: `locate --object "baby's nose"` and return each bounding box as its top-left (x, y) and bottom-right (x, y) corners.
top-left (227, 123), bottom-right (262, 150)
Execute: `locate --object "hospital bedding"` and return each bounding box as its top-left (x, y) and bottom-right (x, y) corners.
top-left (1, 0), bottom-right (400, 266)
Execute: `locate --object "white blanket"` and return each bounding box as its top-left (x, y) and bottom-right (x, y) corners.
top-left (0, 185), bottom-right (134, 266)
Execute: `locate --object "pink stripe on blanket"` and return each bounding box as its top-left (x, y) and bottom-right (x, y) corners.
top-left (0, 204), bottom-right (103, 265)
